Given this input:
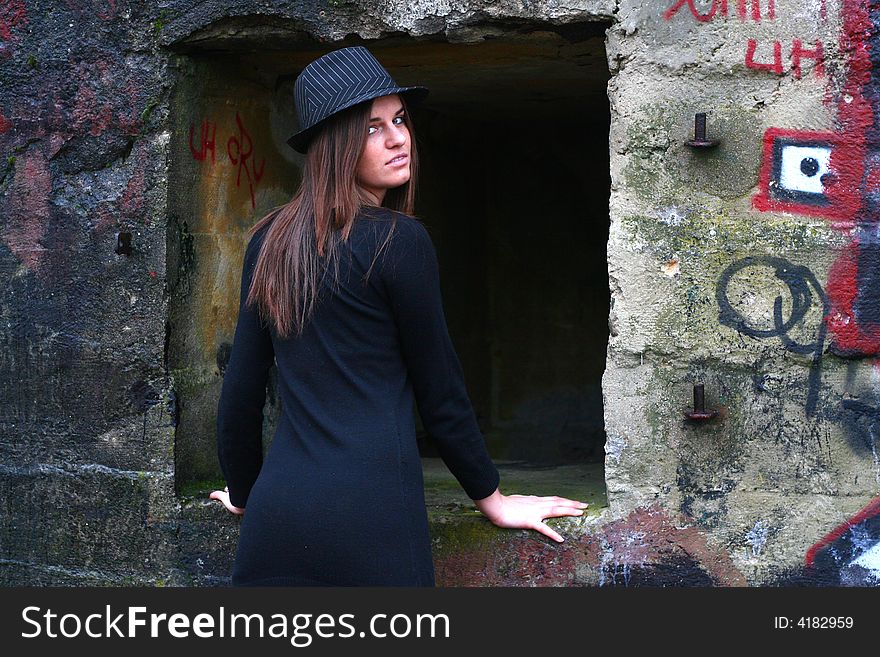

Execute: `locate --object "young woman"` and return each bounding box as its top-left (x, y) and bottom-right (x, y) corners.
top-left (210, 46), bottom-right (588, 586)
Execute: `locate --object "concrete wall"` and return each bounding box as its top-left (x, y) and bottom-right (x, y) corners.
top-left (603, 0), bottom-right (880, 585)
top-left (1, 0), bottom-right (877, 586)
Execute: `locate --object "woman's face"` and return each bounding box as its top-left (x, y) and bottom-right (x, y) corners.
top-left (355, 94), bottom-right (410, 205)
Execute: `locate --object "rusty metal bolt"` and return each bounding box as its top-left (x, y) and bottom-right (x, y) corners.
top-left (685, 383), bottom-right (718, 421)
top-left (685, 113), bottom-right (720, 148)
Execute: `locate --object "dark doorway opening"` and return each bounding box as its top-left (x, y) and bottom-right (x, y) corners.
top-left (168, 27), bottom-right (610, 501)
top-left (410, 35), bottom-right (611, 467)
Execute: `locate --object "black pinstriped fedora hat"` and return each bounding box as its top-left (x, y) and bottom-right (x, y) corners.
top-left (287, 46), bottom-right (429, 154)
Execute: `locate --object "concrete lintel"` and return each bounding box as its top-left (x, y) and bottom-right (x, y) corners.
top-left (162, 0), bottom-right (617, 50)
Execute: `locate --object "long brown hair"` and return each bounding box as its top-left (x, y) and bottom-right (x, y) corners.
top-left (244, 94), bottom-right (420, 339)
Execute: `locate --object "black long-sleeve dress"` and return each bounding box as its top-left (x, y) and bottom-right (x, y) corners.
top-left (216, 207), bottom-right (500, 586)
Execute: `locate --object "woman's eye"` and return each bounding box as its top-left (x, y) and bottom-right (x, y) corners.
top-left (368, 117), bottom-right (404, 135)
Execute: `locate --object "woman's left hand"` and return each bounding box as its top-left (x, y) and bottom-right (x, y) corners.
top-left (473, 489), bottom-right (588, 543)
top-left (209, 486), bottom-right (245, 515)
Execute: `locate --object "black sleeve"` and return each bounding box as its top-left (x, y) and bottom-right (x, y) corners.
top-left (381, 218), bottom-right (500, 500)
top-left (216, 229), bottom-right (275, 508)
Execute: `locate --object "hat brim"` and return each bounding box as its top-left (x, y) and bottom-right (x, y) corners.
top-left (286, 85), bottom-right (429, 154)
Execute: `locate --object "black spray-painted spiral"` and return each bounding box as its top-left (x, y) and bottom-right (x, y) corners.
top-left (716, 256), bottom-right (829, 416)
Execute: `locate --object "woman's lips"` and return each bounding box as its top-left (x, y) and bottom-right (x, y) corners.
top-left (386, 154), bottom-right (408, 167)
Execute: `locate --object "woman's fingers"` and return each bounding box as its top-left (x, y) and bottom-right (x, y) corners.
top-left (545, 506), bottom-right (586, 518)
top-left (531, 521), bottom-right (564, 543)
top-left (209, 488), bottom-right (245, 515)
top-left (481, 492), bottom-right (589, 542)
top-left (511, 494), bottom-right (587, 505)
top-left (514, 496), bottom-right (589, 512)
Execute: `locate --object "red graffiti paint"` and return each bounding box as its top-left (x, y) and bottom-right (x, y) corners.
top-left (753, 3), bottom-right (872, 224)
top-left (66, 60), bottom-right (118, 138)
top-left (791, 39), bottom-right (825, 79)
top-left (189, 119), bottom-right (217, 163)
top-left (0, 148), bottom-right (51, 276)
top-left (745, 39), bottom-right (784, 74)
top-left (226, 112), bottom-right (266, 210)
top-left (663, 0), bottom-right (779, 22)
top-left (752, 129), bottom-right (852, 220)
top-left (823, 243), bottom-right (869, 351)
top-left (822, 0), bottom-right (878, 355)
top-left (753, 18), bottom-right (876, 354)
top-left (0, 0), bottom-right (27, 40)
top-left (662, 2), bottom-right (823, 74)
top-left (601, 504), bottom-right (747, 586)
top-left (0, 0), bottom-right (28, 58)
top-left (805, 496), bottom-right (880, 567)
top-left (0, 112), bottom-right (10, 134)
top-left (663, 0), bottom-right (727, 22)
top-left (744, 40), bottom-right (827, 78)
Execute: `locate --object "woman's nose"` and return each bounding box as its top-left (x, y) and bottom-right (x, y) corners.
top-left (386, 122), bottom-right (407, 146)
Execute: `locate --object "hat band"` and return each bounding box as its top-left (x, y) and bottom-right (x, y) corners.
top-left (299, 75), bottom-right (395, 127)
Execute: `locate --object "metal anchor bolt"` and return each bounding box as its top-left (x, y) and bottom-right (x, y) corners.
top-left (685, 113), bottom-right (720, 148)
top-left (685, 383), bottom-right (718, 421)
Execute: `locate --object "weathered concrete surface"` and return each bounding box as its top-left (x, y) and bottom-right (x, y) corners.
top-left (160, 0), bottom-right (616, 48)
top-left (0, 0), bottom-right (615, 587)
top-left (604, 0), bottom-right (880, 586)
top-left (167, 52), bottom-right (294, 486)
top-left (1, 1), bottom-right (177, 584)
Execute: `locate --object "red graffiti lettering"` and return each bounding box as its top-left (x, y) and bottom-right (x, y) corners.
top-left (189, 119), bottom-right (217, 163)
top-left (742, 39), bottom-right (827, 79)
top-left (226, 112), bottom-right (266, 210)
top-left (665, 0), bottom-right (777, 21)
top-left (791, 39), bottom-right (825, 80)
top-left (663, 0), bottom-right (727, 22)
top-left (745, 39), bottom-right (783, 74)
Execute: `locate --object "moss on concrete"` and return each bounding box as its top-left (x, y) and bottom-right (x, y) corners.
top-left (423, 457), bottom-right (605, 566)
top-left (178, 477), bottom-right (226, 500)
top-left (170, 366), bottom-right (209, 395)
top-left (622, 102), bottom-right (765, 202)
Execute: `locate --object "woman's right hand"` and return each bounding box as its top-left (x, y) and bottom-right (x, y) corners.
top-left (473, 488), bottom-right (587, 542)
top-left (209, 486), bottom-right (245, 515)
